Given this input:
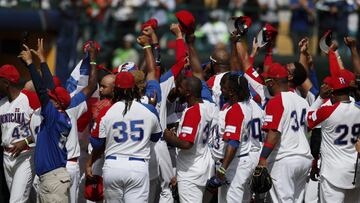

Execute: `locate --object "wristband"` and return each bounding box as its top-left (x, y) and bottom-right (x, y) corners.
top-left (217, 166), bottom-right (226, 175)
top-left (143, 45), bottom-right (152, 49)
top-left (90, 61), bottom-right (97, 65)
top-left (24, 137), bottom-right (29, 146)
top-left (260, 142), bottom-right (274, 160)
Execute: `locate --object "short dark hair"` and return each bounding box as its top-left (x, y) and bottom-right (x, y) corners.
top-left (227, 74), bottom-right (250, 102)
top-left (332, 87), bottom-right (351, 96)
top-left (292, 62), bottom-right (307, 86)
top-left (185, 77), bottom-right (202, 98)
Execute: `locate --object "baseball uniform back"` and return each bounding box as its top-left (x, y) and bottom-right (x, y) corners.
top-left (98, 100), bottom-right (162, 203)
top-left (262, 91), bottom-right (312, 203)
top-left (217, 101), bottom-right (253, 203)
top-left (176, 103), bottom-right (213, 203)
top-left (307, 101), bottom-right (360, 202)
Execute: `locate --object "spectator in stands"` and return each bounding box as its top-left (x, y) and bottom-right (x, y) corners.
top-left (258, 0), bottom-right (279, 28)
top-left (316, 0), bottom-right (349, 54)
top-left (290, 0), bottom-right (315, 54)
top-left (196, 10), bottom-right (229, 47)
top-left (112, 34), bottom-right (139, 69)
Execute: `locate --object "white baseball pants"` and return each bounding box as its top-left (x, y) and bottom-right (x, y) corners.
top-left (320, 176), bottom-right (360, 203)
top-left (177, 179), bottom-right (205, 203)
top-left (103, 156), bottom-right (149, 203)
top-left (268, 156), bottom-right (311, 203)
top-left (3, 150), bottom-right (34, 203)
top-left (66, 160), bottom-right (80, 203)
top-left (218, 155), bottom-right (253, 203)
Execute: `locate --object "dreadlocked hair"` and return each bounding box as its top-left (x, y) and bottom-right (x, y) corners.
top-left (113, 87), bottom-right (138, 116)
top-left (227, 74), bottom-right (251, 102)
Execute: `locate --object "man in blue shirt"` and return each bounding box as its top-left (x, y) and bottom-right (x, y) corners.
top-left (19, 44), bottom-right (72, 202)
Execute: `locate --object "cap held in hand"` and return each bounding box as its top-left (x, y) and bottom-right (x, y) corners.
top-left (141, 18), bottom-right (158, 30)
top-left (175, 10), bottom-right (195, 34)
top-left (257, 24), bottom-right (278, 48)
top-left (319, 30), bottom-right (332, 54)
top-left (0, 64), bottom-right (20, 84)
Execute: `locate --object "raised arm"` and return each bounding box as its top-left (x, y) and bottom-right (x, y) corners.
top-left (19, 45), bottom-right (49, 107)
top-left (81, 42), bottom-right (98, 98)
top-left (235, 35), bottom-right (252, 72)
top-left (143, 26), bottom-right (161, 66)
top-left (230, 32), bottom-right (242, 71)
top-left (137, 35), bottom-right (157, 81)
top-left (344, 37), bottom-right (360, 75)
top-left (31, 38), bottom-right (56, 90)
top-left (186, 34), bottom-right (204, 81)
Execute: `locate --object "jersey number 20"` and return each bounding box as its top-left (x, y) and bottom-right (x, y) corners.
top-left (113, 120), bottom-right (144, 143)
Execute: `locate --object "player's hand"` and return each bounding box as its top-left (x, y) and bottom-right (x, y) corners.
top-left (206, 175), bottom-right (225, 193)
top-left (137, 35), bottom-right (150, 47)
top-left (9, 139), bottom-right (28, 157)
top-left (298, 37), bottom-right (309, 54)
top-left (85, 162), bottom-right (94, 178)
top-left (147, 90), bottom-right (157, 107)
top-left (310, 159), bottom-right (320, 181)
top-left (87, 41), bottom-right (98, 61)
top-left (18, 44), bottom-right (33, 65)
top-left (329, 41), bottom-right (338, 52)
top-left (356, 138), bottom-right (360, 153)
top-left (163, 128), bottom-right (176, 142)
top-left (170, 23), bottom-right (182, 38)
top-left (319, 84), bottom-right (332, 99)
top-left (344, 37), bottom-right (357, 49)
top-left (142, 26), bottom-right (155, 37)
top-left (30, 38), bottom-right (46, 63)
top-left (251, 37), bottom-right (260, 57)
top-left (257, 159), bottom-right (267, 167)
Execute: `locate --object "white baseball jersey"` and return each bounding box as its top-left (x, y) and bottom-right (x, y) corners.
top-left (0, 91), bottom-right (39, 149)
top-left (176, 103), bottom-right (213, 186)
top-left (295, 88), bottom-right (316, 106)
top-left (221, 101), bottom-right (252, 156)
top-left (249, 99), bottom-right (265, 150)
top-left (207, 72), bottom-right (228, 109)
top-left (262, 91), bottom-right (312, 162)
top-left (307, 101), bottom-right (360, 189)
top-left (99, 100), bottom-right (162, 160)
top-left (244, 66), bottom-right (270, 107)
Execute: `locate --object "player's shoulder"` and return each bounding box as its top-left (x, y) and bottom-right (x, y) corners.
top-left (137, 101), bottom-right (160, 120)
top-left (184, 103), bottom-right (201, 118)
top-left (267, 93), bottom-right (283, 106)
top-left (20, 90), bottom-right (41, 110)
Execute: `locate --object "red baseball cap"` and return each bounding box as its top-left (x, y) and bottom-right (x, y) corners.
top-left (327, 76), bottom-right (350, 90)
top-left (323, 76), bottom-right (332, 85)
top-left (84, 175), bottom-right (104, 201)
top-left (141, 18), bottom-right (158, 30)
top-left (53, 76), bottom-right (62, 88)
top-left (175, 10), bottom-right (195, 34)
top-left (339, 69), bottom-right (355, 83)
top-left (48, 87), bottom-right (71, 110)
top-left (115, 72), bottom-right (135, 88)
top-left (262, 63), bottom-right (288, 79)
top-left (257, 24), bottom-right (278, 48)
top-left (0, 64), bottom-right (20, 84)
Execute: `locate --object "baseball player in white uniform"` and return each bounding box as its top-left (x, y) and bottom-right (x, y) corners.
top-left (0, 64), bottom-right (40, 203)
top-left (87, 71), bottom-right (162, 203)
top-left (207, 73), bottom-right (253, 203)
top-left (307, 76), bottom-right (360, 203)
top-left (164, 77), bottom-right (213, 203)
top-left (257, 63), bottom-right (312, 203)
